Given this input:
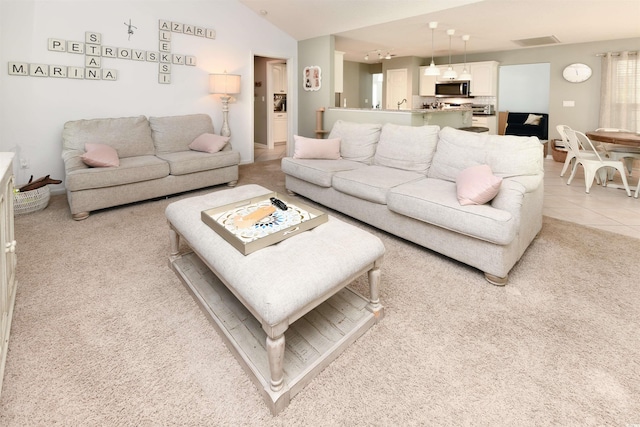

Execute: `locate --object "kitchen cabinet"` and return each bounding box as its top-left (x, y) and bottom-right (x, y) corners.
top-left (272, 63), bottom-right (287, 93)
top-left (418, 66), bottom-right (437, 96)
top-left (0, 153), bottom-right (16, 398)
top-left (419, 61), bottom-right (499, 96)
top-left (469, 61), bottom-right (498, 96)
top-left (273, 112), bottom-right (287, 143)
top-left (335, 51), bottom-right (344, 93)
top-left (472, 115), bottom-right (498, 135)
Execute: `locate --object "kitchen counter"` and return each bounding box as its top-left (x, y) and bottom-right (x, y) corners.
top-left (324, 107), bottom-right (472, 130)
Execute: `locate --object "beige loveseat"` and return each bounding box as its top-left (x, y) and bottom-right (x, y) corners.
top-left (282, 121), bottom-right (544, 285)
top-left (62, 114), bottom-right (240, 220)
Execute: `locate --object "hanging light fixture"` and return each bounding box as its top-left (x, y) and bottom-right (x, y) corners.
top-left (385, 52), bottom-right (391, 60)
top-left (459, 35), bottom-right (472, 80)
top-left (424, 21), bottom-right (440, 76)
top-left (442, 29), bottom-right (458, 80)
top-left (377, 51), bottom-right (382, 60)
top-left (364, 53), bottom-right (369, 61)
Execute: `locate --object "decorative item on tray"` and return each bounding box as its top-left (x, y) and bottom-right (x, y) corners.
top-left (201, 192), bottom-right (327, 255)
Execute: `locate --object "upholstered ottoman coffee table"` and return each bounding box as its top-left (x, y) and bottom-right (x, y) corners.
top-left (165, 184), bottom-right (385, 415)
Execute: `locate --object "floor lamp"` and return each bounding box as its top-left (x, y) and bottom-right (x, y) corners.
top-left (209, 73), bottom-right (241, 138)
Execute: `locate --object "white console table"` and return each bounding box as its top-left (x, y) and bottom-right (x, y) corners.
top-left (0, 153), bottom-right (17, 397)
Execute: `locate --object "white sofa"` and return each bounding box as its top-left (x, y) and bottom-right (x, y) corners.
top-left (62, 114), bottom-right (240, 220)
top-left (282, 121), bottom-right (544, 285)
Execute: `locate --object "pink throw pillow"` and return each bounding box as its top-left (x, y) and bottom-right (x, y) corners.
top-left (456, 164), bottom-right (503, 206)
top-left (293, 135), bottom-right (341, 159)
top-left (189, 133), bottom-right (230, 153)
top-left (81, 143), bottom-right (119, 167)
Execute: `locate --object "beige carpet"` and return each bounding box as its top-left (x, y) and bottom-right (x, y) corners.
top-left (1, 160), bottom-right (638, 426)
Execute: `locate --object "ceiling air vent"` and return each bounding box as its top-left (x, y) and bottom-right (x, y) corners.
top-left (512, 35), bottom-right (560, 47)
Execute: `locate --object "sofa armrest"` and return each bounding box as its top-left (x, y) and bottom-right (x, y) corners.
top-left (62, 149), bottom-right (89, 173)
top-left (491, 175), bottom-right (543, 213)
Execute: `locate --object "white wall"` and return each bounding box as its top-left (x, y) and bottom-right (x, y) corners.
top-left (0, 0), bottom-right (297, 191)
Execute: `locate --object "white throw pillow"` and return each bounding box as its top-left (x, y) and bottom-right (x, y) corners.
top-left (456, 164), bottom-right (502, 205)
top-left (293, 135), bottom-right (341, 159)
top-left (524, 114), bottom-right (542, 126)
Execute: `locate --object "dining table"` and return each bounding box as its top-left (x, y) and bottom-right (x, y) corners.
top-left (586, 130), bottom-right (640, 147)
top-left (586, 129), bottom-right (640, 197)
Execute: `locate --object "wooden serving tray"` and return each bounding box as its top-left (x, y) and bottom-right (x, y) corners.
top-left (201, 192), bottom-right (327, 255)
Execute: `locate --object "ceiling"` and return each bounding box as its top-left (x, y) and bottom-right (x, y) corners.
top-left (238, 0), bottom-right (640, 63)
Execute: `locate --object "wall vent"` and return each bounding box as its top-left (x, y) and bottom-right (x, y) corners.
top-left (512, 36), bottom-right (560, 47)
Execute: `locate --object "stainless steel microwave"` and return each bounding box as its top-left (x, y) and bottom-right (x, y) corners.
top-left (435, 80), bottom-right (471, 97)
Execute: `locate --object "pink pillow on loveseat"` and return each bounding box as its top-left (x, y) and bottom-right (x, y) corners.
top-left (189, 133), bottom-right (229, 153)
top-left (81, 143), bottom-right (120, 167)
top-left (456, 164), bottom-right (502, 205)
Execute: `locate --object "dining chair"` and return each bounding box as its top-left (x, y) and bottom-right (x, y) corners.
top-left (565, 129), bottom-right (631, 196)
top-left (595, 127), bottom-right (640, 176)
top-left (557, 125), bottom-right (603, 185)
top-left (557, 125), bottom-right (574, 177)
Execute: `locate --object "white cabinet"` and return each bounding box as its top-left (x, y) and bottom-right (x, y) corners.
top-left (335, 51), bottom-right (344, 93)
top-left (472, 115), bottom-right (498, 135)
top-left (0, 153), bottom-right (16, 398)
top-left (469, 61), bottom-right (499, 96)
top-left (272, 64), bottom-right (287, 93)
top-left (418, 66), bottom-right (437, 96)
top-left (419, 61), bottom-right (499, 96)
top-left (273, 113), bottom-right (287, 143)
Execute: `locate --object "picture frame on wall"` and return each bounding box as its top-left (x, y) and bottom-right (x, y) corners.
top-left (303, 66), bottom-right (321, 91)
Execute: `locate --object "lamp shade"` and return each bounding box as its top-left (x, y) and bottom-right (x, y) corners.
top-left (209, 73), bottom-right (241, 95)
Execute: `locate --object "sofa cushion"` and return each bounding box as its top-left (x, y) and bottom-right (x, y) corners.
top-left (374, 123), bottom-right (439, 174)
top-left (428, 126), bottom-right (543, 182)
top-left (81, 143), bottom-right (120, 168)
top-left (65, 155), bottom-right (170, 192)
top-left (387, 178), bottom-right (515, 245)
top-left (150, 114), bottom-right (215, 154)
top-left (332, 165), bottom-right (425, 205)
top-left (293, 135), bottom-right (342, 160)
top-left (62, 116), bottom-right (155, 159)
top-left (189, 133), bottom-right (230, 153)
top-left (156, 150), bottom-right (241, 176)
top-left (456, 164), bottom-right (503, 206)
top-left (328, 120), bottom-right (381, 164)
top-left (281, 157), bottom-right (367, 188)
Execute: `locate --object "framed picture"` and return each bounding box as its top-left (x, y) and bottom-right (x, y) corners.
top-left (303, 65), bottom-right (321, 91)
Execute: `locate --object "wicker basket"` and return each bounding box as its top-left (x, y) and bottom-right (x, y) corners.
top-left (14, 185), bottom-right (51, 215)
top-left (550, 139), bottom-right (568, 163)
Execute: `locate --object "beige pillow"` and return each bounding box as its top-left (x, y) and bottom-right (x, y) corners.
top-left (189, 133), bottom-right (229, 153)
top-left (81, 143), bottom-right (119, 167)
top-left (456, 164), bottom-right (502, 205)
top-left (293, 135), bottom-right (341, 159)
top-left (524, 114), bottom-right (542, 126)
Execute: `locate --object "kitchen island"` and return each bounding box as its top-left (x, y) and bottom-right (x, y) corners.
top-left (324, 107), bottom-right (472, 132)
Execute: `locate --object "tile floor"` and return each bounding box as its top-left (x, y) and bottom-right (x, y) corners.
top-left (253, 143), bottom-right (640, 239)
top-left (543, 156), bottom-right (640, 239)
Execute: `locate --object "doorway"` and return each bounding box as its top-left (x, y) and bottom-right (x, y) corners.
top-left (385, 68), bottom-right (409, 110)
top-left (253, 56), bottom-right (288, 162)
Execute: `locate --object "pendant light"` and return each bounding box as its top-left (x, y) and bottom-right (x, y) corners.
top-left (442, 29), bottom-right (458, 80)
top-left (424, 21), bottom-right (440, 76)
top-left (459, 34), bottom-right (472, 80)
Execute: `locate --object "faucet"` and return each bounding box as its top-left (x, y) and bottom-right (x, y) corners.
top-left (397, 99), bottom-right (407, 110)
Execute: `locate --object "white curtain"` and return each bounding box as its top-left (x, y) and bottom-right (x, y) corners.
top-left (599, 51), bottom-right (639, 132)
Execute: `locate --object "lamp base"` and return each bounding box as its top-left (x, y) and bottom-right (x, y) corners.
top-left (220, 95), bottom-right (231, 138)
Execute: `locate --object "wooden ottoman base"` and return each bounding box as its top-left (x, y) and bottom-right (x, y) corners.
top-left (170, 252), bottom-right (381, 415)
